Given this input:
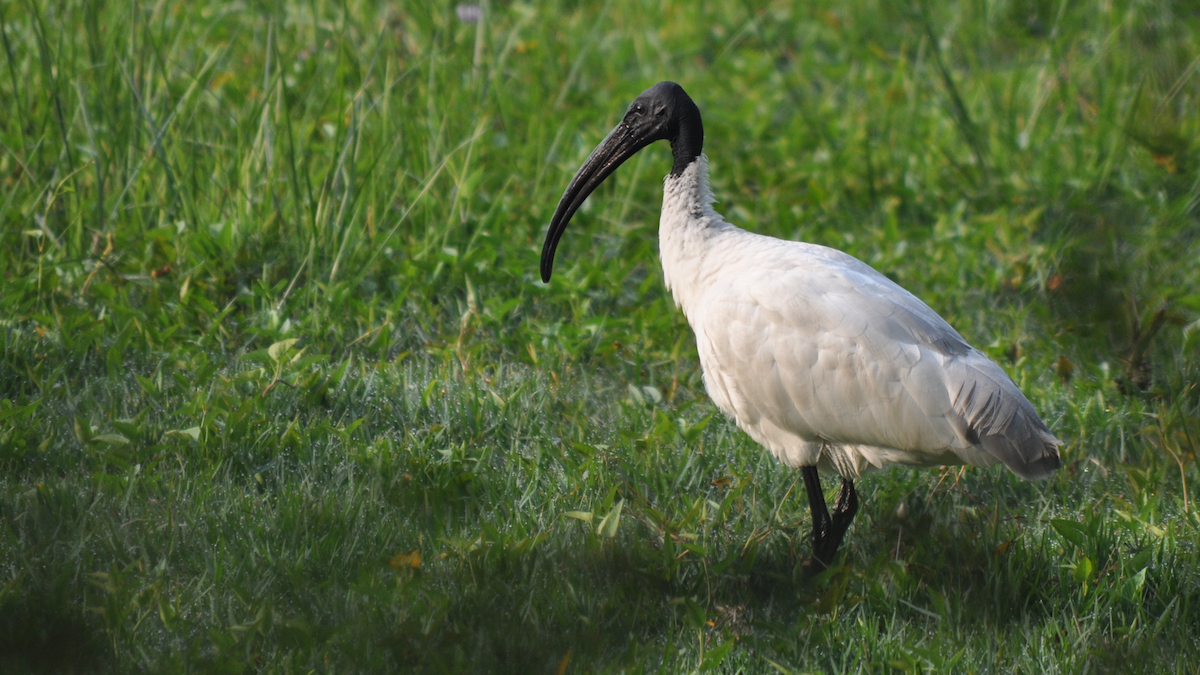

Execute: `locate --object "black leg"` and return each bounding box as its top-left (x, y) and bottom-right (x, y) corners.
top-left (801, 465), bottom-right (829, 532)
top-left (801, 466), bottom-right (858, 572)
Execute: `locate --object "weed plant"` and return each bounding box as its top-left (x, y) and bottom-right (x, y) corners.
top-left (1, 0), bottom-right (1199, 672)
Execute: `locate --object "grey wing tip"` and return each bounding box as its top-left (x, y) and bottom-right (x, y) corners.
top-left (981, 428), bottom-right (1063, 481)
top-left (1012, 440), bottom-right (1063, 481)
top-left (950, 359), bottom-right (1064, 482)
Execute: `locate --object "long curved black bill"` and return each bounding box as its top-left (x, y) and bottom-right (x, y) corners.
top-left (540, 123), bottom-right (649, 283)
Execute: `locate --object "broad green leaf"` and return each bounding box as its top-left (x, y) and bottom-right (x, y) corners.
top-left (340, 417), bottom-right (365, 437)
top-left (1073, 556), bottom-right (1094, 583)
top-left (1051, 519), bottom-right (1089, 549)
top-left (92, 433), bottom-right (130, 446)
top-left (596, 499), bottom-right (623, 538)
top-left (701, 639), bottom-right (736, 671)
top-left (0, 399), bottom-right (40, 423)
top-left (1128, 567), bottom-right (1148, 600)
top-left (74, 416), bottom-right (92, 444)
top-left (268, 338), bottom-right (299, 363)
top-left (166, 427), bottom-right (202, 442)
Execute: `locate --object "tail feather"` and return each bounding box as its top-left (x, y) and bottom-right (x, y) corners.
top-left (949, 354), bottom-right (1063, 481)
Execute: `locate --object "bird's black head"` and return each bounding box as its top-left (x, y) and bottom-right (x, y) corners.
top-left (620, 82), bottom-right (704, 175)
top-left (540, 81), bottom-right (704, 282)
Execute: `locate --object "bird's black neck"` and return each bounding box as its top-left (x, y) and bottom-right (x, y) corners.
top-left (669, 98), bottom-right (704, 177)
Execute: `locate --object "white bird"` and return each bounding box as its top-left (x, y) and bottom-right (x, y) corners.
top-left (541, 82), bottom-right (1062, 569)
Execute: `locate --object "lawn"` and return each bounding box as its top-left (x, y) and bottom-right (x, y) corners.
top-left (2, 0), bottom-right (1199, 672)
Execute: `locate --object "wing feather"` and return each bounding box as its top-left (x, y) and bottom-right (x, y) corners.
top-left (692, 238), bottom-right (1061, 479)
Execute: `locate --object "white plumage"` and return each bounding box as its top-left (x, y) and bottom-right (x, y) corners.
top-left (541, 81), bottom-right (1061, 567)
top-left (661, 157), bottom-right (1061, 481)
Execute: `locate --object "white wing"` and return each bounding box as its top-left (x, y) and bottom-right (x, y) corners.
top-left (690, 236), bottom-right (1061, 479)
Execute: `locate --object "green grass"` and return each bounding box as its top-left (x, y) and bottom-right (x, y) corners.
top-left (2, 0), bottom-right (1199, 672)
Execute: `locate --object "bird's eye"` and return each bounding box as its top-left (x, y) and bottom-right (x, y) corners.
top-left (635, 104), bottom-right (644, 114)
